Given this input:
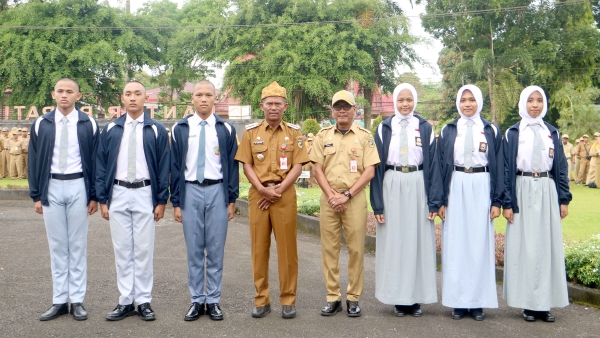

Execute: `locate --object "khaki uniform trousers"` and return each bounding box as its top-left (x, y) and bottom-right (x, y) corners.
top-left (578, 158), bottom-right (590, 183)
top-left (595, 158), bottom-right (600, 188)
top-left (0, 150), bottom-right (4, 178)
top-left (319, 189), bottom-right (367, 302)
top-left (248, 185), bottom-right (298, 307)
top-left (9, 154), bottom-right (22, 179)
top-left (568, 159), bottom-right (576, 181)
top-left (587, 159), bottom-right (596, 185)
top-left (303, 162), bottom-right (319, 187)
top-left (20, 152), bottom-right (27, 179)
top-left (1, 150), bottom-right (8, 177)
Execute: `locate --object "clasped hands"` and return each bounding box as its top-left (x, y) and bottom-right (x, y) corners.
top-left (328, 188), bottom-right (348, 213)
top-left (257, 184), bottom-right (282, 210)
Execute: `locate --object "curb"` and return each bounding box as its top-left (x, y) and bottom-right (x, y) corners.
top-left (0, 189), bottom-right (30, 200)
top-left (235, 198), bottom-right (600, 308)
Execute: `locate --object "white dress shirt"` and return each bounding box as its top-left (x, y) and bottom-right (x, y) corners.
top-left (115, 114), bottom-right (150, 181)
top-left (516, 122), bottom-right (554, 172)
top-left (183, 113), bottom-right (223, 181)
top-left (453, 117), bottom-right (492, 167)
top-left (51, 109), bottom-right (83, 174)
top-left (383, 115), bottom-right (434, 166)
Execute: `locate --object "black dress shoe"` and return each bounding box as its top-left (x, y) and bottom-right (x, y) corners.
top-left (282, 305), bottom-right (296, 319)
top-left (137, 303), bottom-right (156, 321)
top-left (538, 311), bottom-right (555, 322)
top-left (470, 308), bottom-right (484, 321)
top-left (321, 301), bottom-right (342, 316)
top-left (346, 300), bottom-right (361, 317)
top-left (207, 303), bottom-right (223, 321)
top-left (452, 308), bottom-right (468, 320)
top-left (523, 309), bottom-right (536, 322)
top-left (106, 303), bottom-right (137, 321)
top-left (410, 304), bottom-right (423, 317)
top-left (184, 303), bottom-right (204, 321)
top-left (70, 303), bottom-right (88, 321)
top-left (40, 303), bottom-right (68, 321)
top-left (251, 304), bottom-right (271, 318)
top-left (393, 305), bottom-right (407, 317)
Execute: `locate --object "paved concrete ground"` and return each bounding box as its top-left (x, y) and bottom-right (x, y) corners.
top-left (1, 199), bottom-right (599, 338)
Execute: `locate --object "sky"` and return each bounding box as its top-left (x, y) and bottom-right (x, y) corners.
top-left (108, 0), bottom-right (444, 87)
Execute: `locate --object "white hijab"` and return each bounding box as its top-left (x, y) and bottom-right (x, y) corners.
top-left (518, 86), bottom-right (547, 126)
top-left (393, 83), bottom-right (418, 120)
top-left (456, 84), bottom-right (483, 121)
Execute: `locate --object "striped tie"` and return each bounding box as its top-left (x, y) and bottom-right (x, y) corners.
top-left (58, 117), bottom-right (69, 172)
top-left (196, 120), bottom-right (207, 182)
top-left (127, 120), bottom-right (138, 183)
top-left (399, 119), bottom-right (408, 166)
top-left (530, 124), bottom-right (543, 172)
top-left (464, 119), bottom-right (475, 169)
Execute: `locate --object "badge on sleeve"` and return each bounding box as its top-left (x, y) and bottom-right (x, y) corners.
top-left (415, 137), bottom-right (422, 147)
top-left (368, 138), bottom-right (375, 148)
top-left (297, 137), bottom-right (303, 148)
top-left (479, 142), bottom-right (488, 152)
top-left (549, 148), bottom-right (554, 159)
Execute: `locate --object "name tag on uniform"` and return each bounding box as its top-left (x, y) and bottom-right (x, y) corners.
top-left (324, 143), bottom-right (334, 148)
top-left (280, 156), bottom-right (288, 170)
top-left (253, 141), bottom-right (264, 145)
top-left (350, 159), bottom-right (358, 173)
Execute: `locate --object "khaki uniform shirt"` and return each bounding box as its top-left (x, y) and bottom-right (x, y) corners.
top-left (563, 142), bottom-right (573, 160)
top-left (576, 142), bottom-right (592, 159)
top-left (8, 139), bottom-right (22, 155)
top-left (0, 137), bottom-right (4, 152)
top-left (1, 135), bottom-right (8, 150)
top-left (235, 120), bottom-right (310, 183)
top-left (310, 124), bottom-right (380, 191)
top-left (21, 136), bottom-right (29, 154)
top-left (591, 141), bottom-right (600, 159)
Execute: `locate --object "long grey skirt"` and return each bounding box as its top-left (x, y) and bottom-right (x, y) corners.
top-left (442, 171), bottom-right (498, 308)
top-left (503, 176), bottom-right (569, 311)
top-left (375, 170), bottom-right (437, 305)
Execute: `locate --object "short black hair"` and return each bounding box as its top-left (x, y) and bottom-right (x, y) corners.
top-left (55, 78), bottom-right (80, 92)
top-left (194, 79), bottom-right (216, 92)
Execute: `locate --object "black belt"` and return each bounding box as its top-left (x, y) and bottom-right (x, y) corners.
top-left (454, 166), bottom-right (489, 173)
top-left (51, 173), bottom-right (84, 180)
top-left (386, 164), bottom-right (423, 173)
top-left (185, 179), bottom-right (222, 187)
top-left (114, 179), bottom-right (151, 189)
top-left (262, 181), bottom-right (282, 187)
top-left (517, 171), bottom-right (553, 179)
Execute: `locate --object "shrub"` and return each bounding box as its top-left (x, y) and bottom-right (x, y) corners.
top-left (297, 199), bottom-right (320, 217)
top-left (564, 234), bottom-right (600, 289)
top-left (371, 115), bottom-right (383, 134)
top-left (301, 118), bottom-right (321, 136)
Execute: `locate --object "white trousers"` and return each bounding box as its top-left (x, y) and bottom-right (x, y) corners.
top-left (43, 178), bottom-right (89, 304)
top-left (109, 184), bottom-right (155, 305)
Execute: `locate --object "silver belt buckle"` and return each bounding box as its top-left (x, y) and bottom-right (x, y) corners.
top-left (464, 167), bottom-right (473, 173)
top-left (533, 172), bottom-right (540, 178)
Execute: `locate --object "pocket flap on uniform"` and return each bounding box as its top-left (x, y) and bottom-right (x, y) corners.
top-left (324, 147), bottom-right (336, 155)
top-left (347, 147), bottom-right (363, 156)
top-left (251, 145), bottom-right (267, 153)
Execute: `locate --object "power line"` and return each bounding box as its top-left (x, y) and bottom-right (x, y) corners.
top-left (0, 0), bottom-right (590, 30)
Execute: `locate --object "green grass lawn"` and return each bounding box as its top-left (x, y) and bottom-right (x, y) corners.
top-left (0, 176), bottom-right (29, 189)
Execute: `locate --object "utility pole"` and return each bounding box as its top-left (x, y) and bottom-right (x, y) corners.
top-left (125, 0), bottom-right (130, 14)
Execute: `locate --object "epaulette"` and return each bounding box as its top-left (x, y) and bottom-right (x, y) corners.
top-left (245, 122), bottom-right (260, 130)
top-left (359, 126), bottom-right (372, 134)
top-left (286, 122), bottom-right (300, 130)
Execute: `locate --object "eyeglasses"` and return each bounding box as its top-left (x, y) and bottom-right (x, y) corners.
top-left (332, 104), bottom-right (354, 112)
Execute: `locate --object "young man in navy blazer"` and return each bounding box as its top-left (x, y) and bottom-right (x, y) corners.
top-left (28, 78), bottom-right (99, 321)
top-left (171, 80), bottom-right (239, 321)
top-left (96, 81), bottom-right (170, 321)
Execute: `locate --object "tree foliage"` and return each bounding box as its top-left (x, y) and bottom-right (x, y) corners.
top-left (301, 118), bottom-right (321, 135)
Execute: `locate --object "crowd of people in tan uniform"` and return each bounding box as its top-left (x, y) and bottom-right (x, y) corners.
top-left (566, 132), bottom-right (600, 188)
top-left (0, 126), bottom-right (30, 180)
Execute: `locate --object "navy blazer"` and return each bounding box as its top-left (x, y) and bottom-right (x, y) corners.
top-left (438, 117), bottom-right (504, 207)
top-left (370, 115), bottom-right (443, 214)
top-left (502, 121), bottom-right (572, 213)
top-left (95, 113), bottom-right (171, 211)
top-left (170, 114), bottom-right (239, 208)
top-left (28, 109), bottom-right (99, 206)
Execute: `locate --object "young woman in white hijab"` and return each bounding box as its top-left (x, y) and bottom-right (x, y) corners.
top-left (502, 86), bottom-right (572, 322)
top-left (437, 85), bottom-right (503, 321)
top-left (370, 83), bottom-right (443, 317)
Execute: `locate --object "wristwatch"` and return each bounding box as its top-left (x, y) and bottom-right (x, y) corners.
top-left (343, 190), bottom-right (352, 199)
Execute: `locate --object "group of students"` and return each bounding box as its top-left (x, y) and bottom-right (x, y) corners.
top-left (28, 77), bottom-right (571, 325)
top-left (370, 83), bottom-right (571, 323)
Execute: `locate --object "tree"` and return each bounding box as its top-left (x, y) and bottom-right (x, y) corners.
top-left (552, 83), bottom-right (600, 138)
top-left (301, 118), bottom-right (321, 135)
top-left (0, 0), bottom-right (129, 109)
top-left (221, 0), bottom-right (420, 126)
